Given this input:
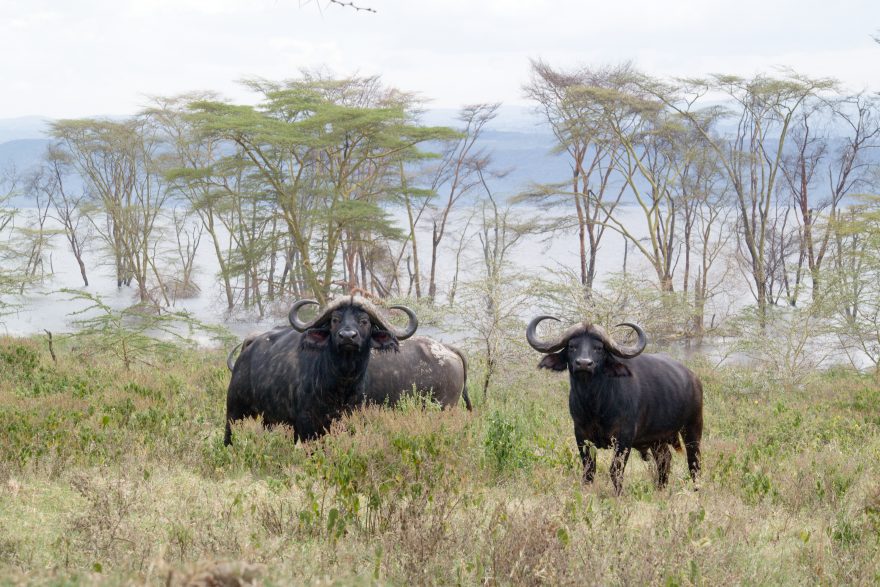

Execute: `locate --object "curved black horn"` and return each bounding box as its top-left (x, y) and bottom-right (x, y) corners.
top-left (359, 303), bottom-right (418, 340)
top-left (387, 304), bottom-right (418, 340)
top-left (605, 322), bottom-right (648, 358)
top-left (526, 315), bottom-right (566, 353)
top-left (226, 341), bottom-right (243, 372)
top-left (289, 299), bottom-right (321, 332)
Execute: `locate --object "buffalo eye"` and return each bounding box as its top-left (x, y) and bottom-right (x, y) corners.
top-left (359, 318), bottom-right (370, 327)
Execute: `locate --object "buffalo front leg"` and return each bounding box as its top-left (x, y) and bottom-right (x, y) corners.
top-left (575, 428), bottom-right (596, 484)
top-left (651, 442), bottom-right (672, 488)
top-left (609, 440), bottom-right (632, 496)
top-left (223, 397), bottom-right (256, 447)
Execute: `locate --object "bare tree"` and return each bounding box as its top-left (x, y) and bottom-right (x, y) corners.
top-left (426, 103), bottom-right (499, 302)
top-left (661, 71), bottom-right (836, 324)
top-left (0, 170), bottom-right (21, 307)
top-left (524, 61), bottom-right (626, 298)
top-left (466, 163), bottom-right (537, 397)
top-left (33, 145), bottom-right (91, 286)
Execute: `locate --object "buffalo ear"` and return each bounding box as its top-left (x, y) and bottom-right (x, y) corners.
top-left (538, 351), bottom-right (568, 371)
top-left (301, 328), bottom-right (330, 351)
top-left (606, 359), bottom-right (632, 378)
top-left (370, 329), bottom-right (399, 352)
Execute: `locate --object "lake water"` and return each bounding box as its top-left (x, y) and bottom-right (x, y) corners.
top-left (0, 203), bottom-right (789, 363)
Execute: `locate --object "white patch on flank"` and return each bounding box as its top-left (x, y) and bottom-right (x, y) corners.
top-left (429, 341), bottom-right (457, 366)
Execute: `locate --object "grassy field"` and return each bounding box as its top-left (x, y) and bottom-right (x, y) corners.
top-left (1, 335), bottom-right (879, 585)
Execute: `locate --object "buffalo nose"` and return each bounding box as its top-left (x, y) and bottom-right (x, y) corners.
top-left (339, 329), bottom-right (358, 342)
top-left (576, 358), bottom-right (594, 369)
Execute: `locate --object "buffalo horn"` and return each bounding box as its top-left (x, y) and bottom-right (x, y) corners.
top-left (387, 304), bottom-right (418, 340)
top-left (226, 340), bottom-right (243, 372)
top-left (289, 299), bottom-right (321, 332)
top-left (365, 303), bottom-right (418, 340)
top-left (602, 322), bottom-right (648, 358)
top-left (526, 315), bottom-right (566, 353)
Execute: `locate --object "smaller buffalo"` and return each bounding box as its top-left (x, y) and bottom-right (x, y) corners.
top-left (224, 296), bottom-right (417, 444)
top-left (527, 316), bottom-right (703, 494)
top-left (363, 336), bottom-right (472, 411)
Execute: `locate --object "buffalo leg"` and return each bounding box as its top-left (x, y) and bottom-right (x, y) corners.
top-left (224, 400), bottom-right (255, 447)
top-left (223, 420), bottom-right (234, 446)
top-left (609, 441), bottom-right (631, 496)
top-left (575, 428), bottom-right (596, 483)
top-left (651, 443), bottom-right (672, 488)
top-left (683, 423), bottom-right (702, 485)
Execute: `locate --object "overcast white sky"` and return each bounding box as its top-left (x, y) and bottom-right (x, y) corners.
top-left (2, 0), bottom-right (879, 119)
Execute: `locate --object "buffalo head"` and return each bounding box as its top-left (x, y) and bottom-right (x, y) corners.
top-left (289, 296), bottom-right (418, 355)
top-left (526, 316), bottom-right (647, 377)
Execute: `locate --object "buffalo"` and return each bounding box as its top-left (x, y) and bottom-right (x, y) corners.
top-left (224, 296), bottom-right (417, 444)
top-left (527, 316), bottom-right (703, 494)
top-left (362, 336), bottom-right (472, 411)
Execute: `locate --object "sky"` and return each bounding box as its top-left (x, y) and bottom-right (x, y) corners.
top-left (2, 0), bottom-right (880, 120)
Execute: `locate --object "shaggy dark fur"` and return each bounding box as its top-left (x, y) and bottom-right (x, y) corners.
top-left (224, 299), bottom-right (401, 444)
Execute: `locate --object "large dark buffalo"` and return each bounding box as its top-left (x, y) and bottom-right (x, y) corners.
top-left (527, 316), bottom-right (703, 494)
top-left (224, 296), bottom-right (417, 444)
top-left (363, 336), bottom-right (472, 411)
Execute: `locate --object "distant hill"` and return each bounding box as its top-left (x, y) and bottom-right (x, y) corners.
top-left (0, 138), bottom-right (50, 173)
top-left (0, 116), bottom-right (50, 143)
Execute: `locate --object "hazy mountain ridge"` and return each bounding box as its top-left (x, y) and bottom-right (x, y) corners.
top-left (0, 116), bottom-right (51, 143)
top-left (2, 110), bottom-right (873, 206)
top-left (0, 110), bottom-right (571, 204)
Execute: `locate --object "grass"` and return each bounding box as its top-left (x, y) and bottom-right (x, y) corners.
top-left (1, 336), bottom-right (879, 585)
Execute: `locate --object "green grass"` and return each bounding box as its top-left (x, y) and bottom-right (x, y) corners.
top-left (1, 336), bottom-right (879, 585)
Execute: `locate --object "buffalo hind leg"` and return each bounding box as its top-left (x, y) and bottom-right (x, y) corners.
top-left (683, 423), bottom-right (702, 486)
top-left (650, 442), bottom-right (672, 488)
top-left (609, 441), bottom-right (632, 496)
top-left (575, 428), bottom-right (596, 484)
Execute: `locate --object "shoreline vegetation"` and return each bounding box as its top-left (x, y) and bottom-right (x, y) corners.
top-left (1, 334), bottom-right (878, 584)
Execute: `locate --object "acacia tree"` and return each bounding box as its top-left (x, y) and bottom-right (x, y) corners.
top-left (524, 61), bottom-right (626, 298)
top-left (51, 119), bottom-right (136, 289)
top-left (188, 74), bottom-right (452, 304)
top-left (17, 172), bottom-right (53, 292)
top-left (122, 114), bottom-right (174, 305)
top-left (461, 163), bottom-right (535, 397)
top-left (675, 124), bottom-right (734, 343)
top-left (0, 166), bottom-right (53, 296)
top-left (0, 171), bottom-right (21, 310)
top-left (578, 72), bottom-right (684, 293)
top-left (827, 198), bottom-right (880, 378)
top-left (51, 117), bottom-right (172, 304)
top-left (148, 94), bottom-right (239, 310)
top-left (811, 94), bottom-right (880, 299)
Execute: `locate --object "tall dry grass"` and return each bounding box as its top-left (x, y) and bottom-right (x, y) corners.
top-left (1, 336), bottom-right (879, 585)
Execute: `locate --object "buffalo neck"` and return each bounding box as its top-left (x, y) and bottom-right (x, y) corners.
top-left (568, 367), bottom-right (630, 415)
top-left (299, 344), bottom-right (372, 405)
